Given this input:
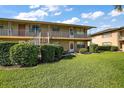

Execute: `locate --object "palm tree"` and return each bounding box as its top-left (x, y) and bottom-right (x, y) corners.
top-left (114, 5), bottom-right (123, 12)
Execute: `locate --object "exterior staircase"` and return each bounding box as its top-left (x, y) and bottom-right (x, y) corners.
top-left (28, 32), bottom-right (50, 45)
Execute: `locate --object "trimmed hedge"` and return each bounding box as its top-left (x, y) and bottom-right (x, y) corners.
top-left (98, 46), bottom-right (118, 52)
top-left (89, 43), bottom-right (98, 53)
top-left (40, 44), bottom-right (56, 63)
top-left (0, 42), bottom-right (17, 66)
top-left (10, 43), bottom-right (39, 66)
top-left (40, 44), bottom-right (64, 63)
top-left (97, 46), bottom-right (111, 51)
top-left (111, 46), bottom-right (118, 51)
top-left (89, 43), bottom-right (119, 52)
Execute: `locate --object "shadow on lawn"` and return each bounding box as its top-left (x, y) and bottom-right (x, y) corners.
top-left (62, 54), bottom-right (76, 60)
top-left (38, 53), bottom-right (76, 65)
top-left (0, 55), bottom-right (76, 69)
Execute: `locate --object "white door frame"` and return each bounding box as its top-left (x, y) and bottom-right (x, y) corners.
top-left (69, 41), bottom-right (74, 52)
top-left (69, 28), bottom-right (74, 38)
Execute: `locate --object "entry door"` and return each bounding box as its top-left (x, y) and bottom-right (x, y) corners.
top-left (18, 24), bottom-right (26, 36)
top-left (69, 41), bottom-right (74, 52)
top-left (69, 28), bottom-right (74, 38)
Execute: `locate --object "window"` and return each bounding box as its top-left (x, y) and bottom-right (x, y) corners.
top-left (102, 42), bottom-right (112, 46)
top-left (52, 26), bottom-right (60, 31)
top-left (102, 33), bottom-right (112, 38)
top-left (77, 42), bottom-right (85, 48)
top-left (120, 31), bottom-right (124, 37)
top-left (30, 25), bottom-right (41, 32)
top-left (76, 31), bottom-right (84, 35)
top-left (0, 25), bottom-right (4, 29)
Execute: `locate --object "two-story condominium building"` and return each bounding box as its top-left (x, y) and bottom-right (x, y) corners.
top-left (91, 27), bottom-right (124, 51)
top-left (0, 18), bottom-right (95, 52)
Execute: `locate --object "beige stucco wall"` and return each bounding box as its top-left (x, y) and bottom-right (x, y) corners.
top-left (92, 31), bottom-right (119, 46)
top-left (50, 40), bottom-right (87, 52)
top-left (50, 40), bottom-right (69, 51)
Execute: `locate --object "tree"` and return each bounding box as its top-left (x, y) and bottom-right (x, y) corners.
top-left (114, 5), bottom-right (123, 12)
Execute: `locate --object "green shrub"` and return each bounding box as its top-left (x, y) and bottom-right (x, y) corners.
top-left (79, 48), bottom-right (88, 53)
top-left (54, 45), bottom-right (64, 59)
top-left (40, 44), bottom-right (56, 63)
top-left (111, 46), bottom-right (118, 51)
top-left (10, 43), bottom-right (39, 66)
top-left (0, 42), bottom-right (17, 66)
top-left (98, 46), bottom-right (111, 51)
top-left (96, 46), bottom-right (118, 52)
top-left (89, 43), bottom-right (98, 53)
top-left (40, 44), bottom-right (64, 63)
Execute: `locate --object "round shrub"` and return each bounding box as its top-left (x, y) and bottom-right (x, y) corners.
top-left (79, 48), bottom-right (88, 53)
top-left (40, 44), bottom-right (64, 63)
top-left (54, 45), bottom-right (64, 59)
top-left (10, 43), bottom-right (39, 66)
top-left (40, 44), bottom-right (56, 63)
top-left (0, 42), bottom-right (17, 66)
top-left (89, 43), bottom-right (98, 53)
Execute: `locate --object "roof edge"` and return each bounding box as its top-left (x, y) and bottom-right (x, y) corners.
top-left (90, 27), bottom-right (124, 36)
top-left (0, 18), bottom-right (96, 29)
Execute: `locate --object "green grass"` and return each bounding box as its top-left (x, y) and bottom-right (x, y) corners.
top-left (0, 52), bottom-right (124, 88)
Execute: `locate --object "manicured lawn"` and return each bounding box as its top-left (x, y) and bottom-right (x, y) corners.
top-left (0, 52), bottom-right (124, 88)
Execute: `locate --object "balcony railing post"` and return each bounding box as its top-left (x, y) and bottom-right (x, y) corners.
top-left (8, 22), bottom-right (12, 36)
top-left (47, 32), bottom-right (50, 44)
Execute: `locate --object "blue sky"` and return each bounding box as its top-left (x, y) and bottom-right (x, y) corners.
top-left (0, 5), bottom-right (124, 34)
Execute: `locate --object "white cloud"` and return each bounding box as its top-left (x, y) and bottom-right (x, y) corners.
top-left (14, 9), bottom-right (48, 20)
top-left (41, 5), bottom-right (59, 12)
top-left (65, 8), bottom-right (73, 11)
top-left (92, 24), bottom-right (120, 34)
top-left (95, 25), bottom-right (112, 32)
top-left (29, 5), bottom-right (40, 9)
top-left (108, 9), bottom-right (124, 17)
top-left (111, 18), bottom-right (117, 22)
top-left (62, 17), bottom-right (80, 24)
top-left (83, 21), bottom-right (88, 24)
top-left (14, 5), bottom-right (63, 20)
top-left (81, 11), bottom-right (104, 20)
top-left (56, 21), bottom-right (61, 23)
top-left (100, 25), bottom-right (112, 28)
top-left (41, 5), bottom-right (62, 16)
top-left (54, 12), bottom-right (62, 16)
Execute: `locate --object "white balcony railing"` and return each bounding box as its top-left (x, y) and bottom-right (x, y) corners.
top-left (0, 29), bottom-right (88, 38)
top-left (0, 29), bottom-right (40, 37)
top-left (49, 31), bottom-right (88, 38)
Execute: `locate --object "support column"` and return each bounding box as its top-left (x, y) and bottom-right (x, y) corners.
top-left (47, 32), bottom-right (50, 44)
top-left (8, 22), bottom-right (12, 36)
top-left (25, 24), bottom-right (29, 36)
top-left (48, 25), bottom-right (51, 44)
top-left (84, 28), bottom-right (87, 37)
